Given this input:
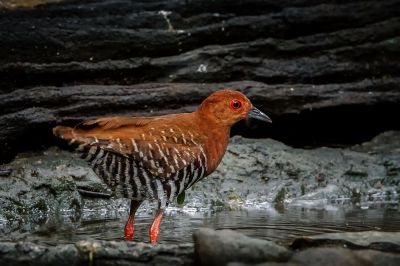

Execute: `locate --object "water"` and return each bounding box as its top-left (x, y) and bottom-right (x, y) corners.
top-left (3, 206), bottom-right (400, 246)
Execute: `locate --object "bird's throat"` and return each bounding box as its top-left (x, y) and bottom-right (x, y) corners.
top-left (203, 125), bottom-right (230, 175)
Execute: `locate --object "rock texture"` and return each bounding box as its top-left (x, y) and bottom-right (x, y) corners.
top-left (194, 228), bottom-right (292, 266)
top-left (289, 248), bottom-right (400, 266)
top-left (1, 1), bottom-right (399, 265)
top-left (1, 132), bottom-right (399, 235)
top-left (186, 131), bottom-right (400, 210)
top-left (1, 0), bottom-right (400, 162)
top-left (2, 80), bottom-right (400, 162)
top-left (1, 0), bottom-right (399, 87)
top-left (0, 240), bottom-right (194, 266)
top-left (1, 229), bottom-right (399, 266)
top-left (292, 231), bottom-right (400, 252)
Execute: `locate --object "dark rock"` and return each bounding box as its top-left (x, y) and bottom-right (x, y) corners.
top-left (243, 249), bottom-right (400, 266)
top-left (0, 147), bottom-right (120, 234)
top-left (2, 229), bottom-right (400, 266)
top-left (0, 241), bottom-right (81, 266)
top-left (186, 132), bottom-right (400, 210)
top-left (0, 165), bottom-right (12, 176)
top-left (291, 231), bottom-right (400, 253)
top-left (1, 1), bottom-right (399, 264)
top-left (0, 0), bottom-right (399, 88)
top-left (352, 131), bottom-right (400, 154)
top-left (228, 263), bottom-right (299, 266)
top-left (290, 247), bottom-right (400, 266)
top-left (309, 231), bottom-right (400, 247)
top-left (353, 250), bottom-right (400, 266)
top-left (0, 240), bottom-right (194, 266)
top-left (2, 79), bottom-right (400, 162)
top-left (193, 228), bottom-right (292, 266)
top-left (1, 0), bottom-right (400, 162)
top-left (290, 247), bottom-right (365, 266)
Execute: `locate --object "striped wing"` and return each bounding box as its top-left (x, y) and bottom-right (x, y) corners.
top-left (71, 116), bottom-right (207, 180)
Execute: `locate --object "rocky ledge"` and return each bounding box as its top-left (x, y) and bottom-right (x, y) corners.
top-left (1, 0), bottom-right (400, 163)
top-left (0, 131), bottom-right (399, 234)
top-left (1, 229), bottom-right (399, 266)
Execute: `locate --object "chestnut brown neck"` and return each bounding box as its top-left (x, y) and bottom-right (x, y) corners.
top-left (194, 111), bottom-right (231, 175)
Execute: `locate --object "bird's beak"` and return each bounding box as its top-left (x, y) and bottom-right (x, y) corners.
top-left (246, 106), bottom-right (272, 123)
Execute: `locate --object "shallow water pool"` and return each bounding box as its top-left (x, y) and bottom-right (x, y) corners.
top-left (3, 205), bottom-right (400, 246)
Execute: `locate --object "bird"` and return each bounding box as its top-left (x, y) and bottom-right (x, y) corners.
top-left (53, 89), bottom-right (271, 244)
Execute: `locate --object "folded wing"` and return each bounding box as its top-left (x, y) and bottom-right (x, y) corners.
top-left (53, 115), bottom-right (206, 179)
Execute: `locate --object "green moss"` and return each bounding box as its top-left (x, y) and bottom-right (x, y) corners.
top-left (3, 211), bottom-right (17, 221)
top-left (211, 199), bottom-right (225, 208)
top-left (13, 201), bottom-right (28, 216)
top-left (227, 191), bottom-right (240, 201)
top-left (3, 201), bottom-right (28, 221)
top-left (176, 191), bottom-right (185, 206)
top-left (50, 177), bottom-right (76, 194)
top-left (274, 188), bottom-right (286, 204)
top-left (33, 198), bottom-right (48, 212)
top-left (301, 184), bottom-right (305, 195)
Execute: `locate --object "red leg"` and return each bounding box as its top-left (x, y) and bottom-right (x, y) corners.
top-left (149, 209), bottom-right (165, 245)
top-left (124, 200), bottom-right (142, 241)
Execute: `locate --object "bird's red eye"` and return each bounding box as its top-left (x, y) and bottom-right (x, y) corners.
top-left (229, 99), bottom-right (242, 110)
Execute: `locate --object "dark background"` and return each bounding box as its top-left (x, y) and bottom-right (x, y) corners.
top-left (1, 0), bottom-right (400, 163)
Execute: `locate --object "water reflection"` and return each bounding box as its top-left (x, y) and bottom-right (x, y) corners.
top-left (3, 206), bottom-right (399, 246)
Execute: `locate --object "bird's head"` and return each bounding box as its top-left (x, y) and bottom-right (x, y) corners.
top-left (197, 89), bottom-right (272, 127)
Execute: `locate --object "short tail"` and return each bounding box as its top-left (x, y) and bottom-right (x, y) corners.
top-left (53, 126), bottom-right (74, 140)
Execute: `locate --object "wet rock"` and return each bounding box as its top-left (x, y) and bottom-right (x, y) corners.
top-left (186, 131), bottom-right (400, 210)
top-left (290, 248), bottom-right (400, 266)
top-left (231, 246), bottom-right (400, 266)
top-left (352, 250), bottom-right (400, 266)
top-left (194, 228), bottom-right (292, 266)
top-left (310, 231), bottom-right (400, 247)
top-left (1, 229), bottom-right (400, 266)
top-left (0, 147), bottom-right (122, 234)
top-left (352, 131), bottom-right (400, 155)
top-left (0, 240), bottom-right (194, 266)
top-left (291, 231), bottom-right (400, 252)
top-left (1, 132), bottom-right (399, 234)
top-left (0, 241), bottom-right (81, 266)
top-left (0, 165), bottom-right (12, 176)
